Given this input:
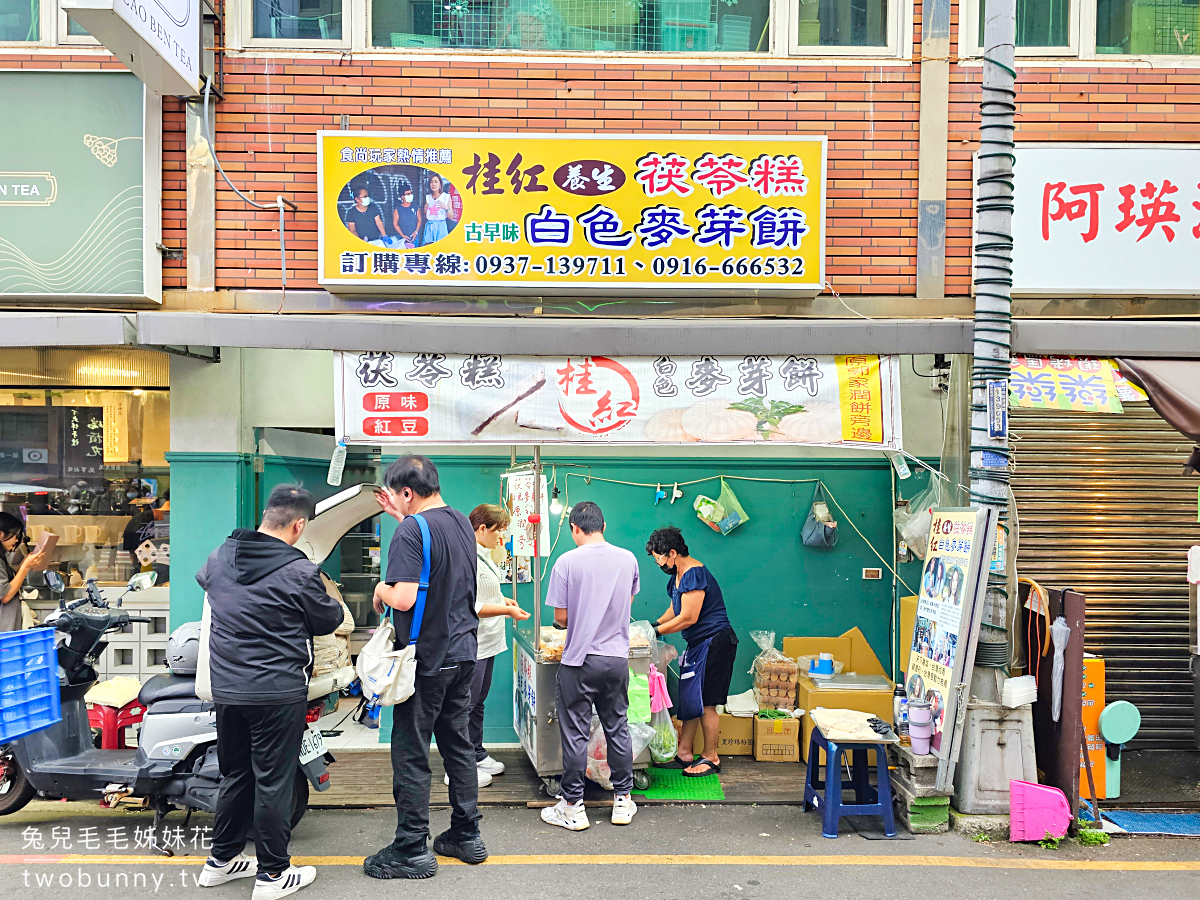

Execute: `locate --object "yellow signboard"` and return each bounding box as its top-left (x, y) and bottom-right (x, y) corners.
top-left (318, 132), bottom-right (826, 295)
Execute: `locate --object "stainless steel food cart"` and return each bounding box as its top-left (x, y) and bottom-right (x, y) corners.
top-left (507, 446), bottom-right (652, 795)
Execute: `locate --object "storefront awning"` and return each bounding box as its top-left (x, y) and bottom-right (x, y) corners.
top-left (0, 313), bottom-right (136, 347)
top-left (138, 312), bottom-right (972, 355)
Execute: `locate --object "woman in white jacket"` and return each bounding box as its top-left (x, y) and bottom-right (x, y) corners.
top-left (453, 504), bottom-right (529, 787)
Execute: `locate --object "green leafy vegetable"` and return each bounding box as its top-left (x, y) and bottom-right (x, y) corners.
top-left (729, 398), bottom-right (807, 438)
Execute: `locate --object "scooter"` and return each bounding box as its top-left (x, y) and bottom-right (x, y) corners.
top-left (0, 570), bottom-right (357, 848)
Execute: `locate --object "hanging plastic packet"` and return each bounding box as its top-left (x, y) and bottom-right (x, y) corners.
top-left (693, 478), bottom-right (750, 535)
top-left (1050, 615), bottom-right (1071, 723)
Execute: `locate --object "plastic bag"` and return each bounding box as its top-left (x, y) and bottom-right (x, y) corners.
top-left (628, 671), bottom-right (651, 724)
top-left (1050, 616), bottom-right (1071, 723)
top-left (629, 620), bottom-right (655, 651)
top-left (650, 637), bottom-right (678, 670)
top-left (586, 716), bottom-right (613, 790)
top-left (894, 480), bottom-right (944, 560)
top-left (693, 478), bottom-right (750, 535)
top-left (749, 630), bottom-right (799, 711)
top-left (649, 705), bottom-right (679, 763)
top-left (801, 483), bottom-right (838, 548)
top-left (629, 720), bottom-right (655, 762)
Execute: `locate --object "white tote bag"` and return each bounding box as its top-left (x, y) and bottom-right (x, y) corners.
top-left (356, 611), bottom-right (418, 707)
top-left (355, 513), bottom-right (431, 708)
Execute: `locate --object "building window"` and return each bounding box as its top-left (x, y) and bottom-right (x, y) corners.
top-left (0, 0), bottom-right (39, 40)
top-left (0, 349), bottom-right (171, 591)
top-left (979, 0), bottom-right (1070, 46)
top-left (1096, 0), bottom-right (1198, 54)
top-left (962, 0), bottom-right (1077, 54)
top-left (371, 0), bottom-right (773, 52)
top-left (250, 0), bottom-right (345, 41)
top-left (794, 0), bottom-right (889, 48)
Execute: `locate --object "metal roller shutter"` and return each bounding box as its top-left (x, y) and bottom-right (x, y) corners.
top-left (1010, 404), bottom-right (1199, 749)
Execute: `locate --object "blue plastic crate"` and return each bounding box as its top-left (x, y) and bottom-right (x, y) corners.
top-left (0, 629), bottom-right (61, 743)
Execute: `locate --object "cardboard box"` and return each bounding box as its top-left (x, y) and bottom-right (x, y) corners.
top-left (785, 628), bottom-right (895, 762)
top-left (900, 594), bottom-right (918, 671)
top-left (675, 713), bottom-right (756, 757)
top-left (755, 715), bottom-right (800, 762)
top-left (716, 713), bottom-right (755, 756)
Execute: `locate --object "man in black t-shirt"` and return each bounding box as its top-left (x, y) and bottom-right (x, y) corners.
top-left (363, 456), bottom-right (485, 880)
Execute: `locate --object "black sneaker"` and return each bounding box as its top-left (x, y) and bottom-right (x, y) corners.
top-left (362, 845), bottom-right (438, 880)
top-left (432, 830), bottom-right (488, 865)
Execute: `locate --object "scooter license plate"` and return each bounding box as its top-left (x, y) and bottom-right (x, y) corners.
top-left (298, 725), bottom-right (327, 765)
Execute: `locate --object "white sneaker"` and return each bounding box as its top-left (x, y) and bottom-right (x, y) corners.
top-left (444, 768), bottom-right (493, 788)
top-left (198, 853), bottom-right (257, 887)
top-left (251, 866), bottom-right (316, 900)
top-left (541, 798), bottom-right (590, 831)
top-left (478, 755), bottom-right (506, 776)
top-left (611, 794), bottom-right (638, 826)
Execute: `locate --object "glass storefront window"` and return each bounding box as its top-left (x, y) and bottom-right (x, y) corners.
top-left (372, 0), bottom-right (772, 53)
top-left (254, 0), bottom-right (343, 39)
top-left (0, 349), bottom-right (171, 591)
top-left (1096, 0), bottom-right (1198, 54)
top-left (979, 0), bottom-right (1069, 47)
top-left (0, 0), bottom-right (39, 40)
top-left (795, 0), bottom-right (888, 48)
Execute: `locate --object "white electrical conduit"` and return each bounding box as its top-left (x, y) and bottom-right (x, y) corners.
top-left (202, 78), bottom-right (298, 310)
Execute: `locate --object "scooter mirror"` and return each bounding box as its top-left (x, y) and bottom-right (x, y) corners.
top-left (128, 572), bottom-right (157, 592)
top-left (44, 570), bottom-right (65, 593)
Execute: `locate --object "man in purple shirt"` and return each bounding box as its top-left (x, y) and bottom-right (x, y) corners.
top-left (541, 501), bottom-right (640, 831)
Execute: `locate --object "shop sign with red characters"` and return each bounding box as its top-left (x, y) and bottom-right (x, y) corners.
top-left (1010, 147), bottom-right (1200, 295)
top-left (335, 352), bottom-right (903, 448)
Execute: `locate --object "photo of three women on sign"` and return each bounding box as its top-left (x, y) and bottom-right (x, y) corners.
top-left (920, 555), bottom-right (964, 609)
top-left (340, 164), bottom-right (462, 249)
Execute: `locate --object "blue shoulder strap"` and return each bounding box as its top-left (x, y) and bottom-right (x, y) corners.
top-left (408, 513), bottom-right (432, 644)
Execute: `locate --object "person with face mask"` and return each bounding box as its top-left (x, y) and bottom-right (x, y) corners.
top-left (391, 179), bottom-right (422, 249)
top-left (0, 513), bottom-right (45, 632)
top-left (645, 525), bottom-right (736, 777)
top-left (346, 186), bottom-right (386, 244)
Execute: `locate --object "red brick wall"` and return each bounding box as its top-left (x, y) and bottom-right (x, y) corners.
top-left (7, 34), bottom-right (1200, 299)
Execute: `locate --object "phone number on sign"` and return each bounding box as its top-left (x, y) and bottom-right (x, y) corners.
top-left (471, 254), bottom-right (807, 278)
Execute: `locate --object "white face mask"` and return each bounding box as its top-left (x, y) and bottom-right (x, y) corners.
top-left (403, 194), bottom-right (413, 203)
top-left (358, 196), bottom-right (371, 206)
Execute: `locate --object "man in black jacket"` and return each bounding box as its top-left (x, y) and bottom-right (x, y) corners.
top-left (196, 484), bottom-right (344, 900)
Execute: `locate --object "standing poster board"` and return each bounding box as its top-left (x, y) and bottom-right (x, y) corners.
top-left (903, 506), bottom-right (996, 790)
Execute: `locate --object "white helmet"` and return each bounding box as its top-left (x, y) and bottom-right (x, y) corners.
top-left (166, 621), bottom-right (201, 676)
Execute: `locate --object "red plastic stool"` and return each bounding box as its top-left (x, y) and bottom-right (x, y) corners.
top-left (87, 699), bottom-right (145, 749)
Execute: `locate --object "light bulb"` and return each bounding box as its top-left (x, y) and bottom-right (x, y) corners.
top-left (549, 487), bottom-right (563, 517)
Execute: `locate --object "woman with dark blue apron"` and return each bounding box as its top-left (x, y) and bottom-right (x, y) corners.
top-left (645, 525), bottom-right (737, 777)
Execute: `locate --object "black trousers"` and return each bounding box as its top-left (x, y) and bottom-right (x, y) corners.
top-left (211, 701), bottom-right (307, 875)
top-left (468, 655), bottom-right (496, 763)
top-left (390, 661), bottom-right (482, 855)
top-left (556, 655), bottom-right (632, 804)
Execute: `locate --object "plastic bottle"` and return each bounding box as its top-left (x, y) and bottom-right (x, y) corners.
top-left (327, 440), bottom-right (347, 486)
top-left (893, 684), bottom-right (909, 733)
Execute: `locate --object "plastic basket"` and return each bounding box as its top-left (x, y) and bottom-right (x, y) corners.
top-left (0, 629), bottom-right (61, 744)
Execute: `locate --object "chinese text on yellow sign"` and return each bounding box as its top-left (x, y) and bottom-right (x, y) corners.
top-left (318, 133), bottom-right (826, 295)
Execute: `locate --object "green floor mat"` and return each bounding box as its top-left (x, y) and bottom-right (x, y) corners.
top-left (633, 765), bottom-right (726, 801)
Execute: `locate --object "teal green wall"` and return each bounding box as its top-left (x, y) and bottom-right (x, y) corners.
top-left (165, 452), bottom-right (255, 624)
top-left (380, 454), bottom-right (920, 746)
top-left (171, 449), bottom-right (930, 747)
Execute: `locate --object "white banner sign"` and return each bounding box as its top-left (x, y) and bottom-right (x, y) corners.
top-left (64, 0), bottom-right (200, 97)
top-left (334, 353), bottom-right (902, 448)
top-left (1011, 147), bottom-right (1200, 296)
top-left (504, 473), bottom-right (550, 557)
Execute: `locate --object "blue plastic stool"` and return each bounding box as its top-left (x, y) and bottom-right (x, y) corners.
top-left (803, 725), bottom-right (897, 838)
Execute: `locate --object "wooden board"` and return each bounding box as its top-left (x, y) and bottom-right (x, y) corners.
top-left (313, 749), bottom-right (811, 808)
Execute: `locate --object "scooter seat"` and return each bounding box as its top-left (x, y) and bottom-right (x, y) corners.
top-left (138, 673), bottom-right (198, 706)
